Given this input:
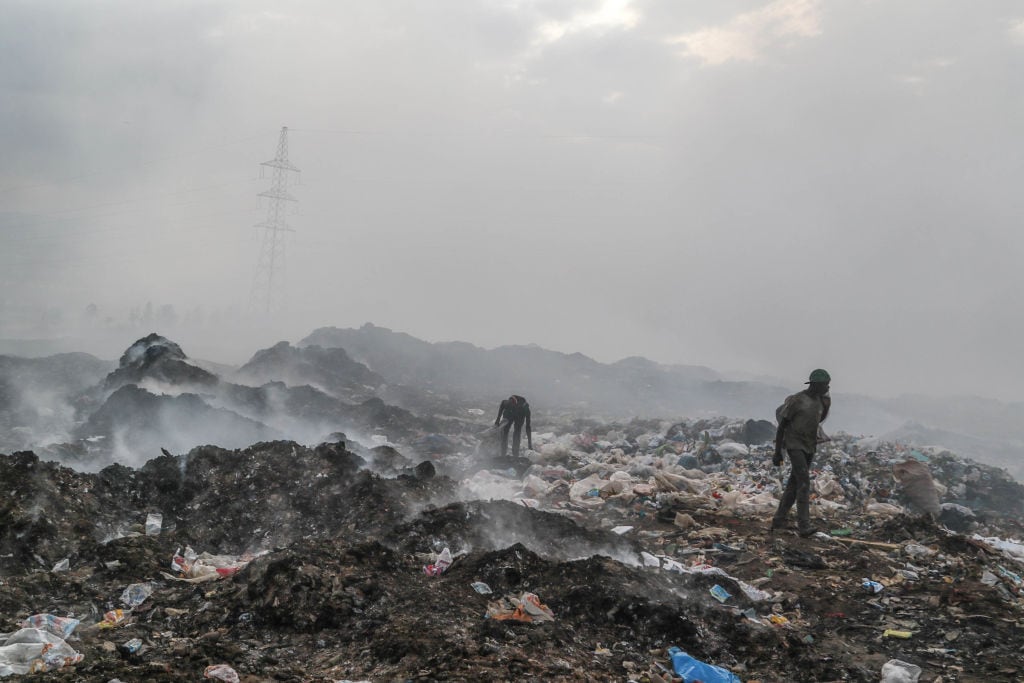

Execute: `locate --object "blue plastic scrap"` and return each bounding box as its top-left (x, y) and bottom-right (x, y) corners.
top-left (709, 584), bottom-right (732, 603)
top-left (668, 646), bottom-right (742, 683)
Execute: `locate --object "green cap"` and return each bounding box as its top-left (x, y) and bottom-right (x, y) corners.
top-left (806, 369), bottom-right (831, 384)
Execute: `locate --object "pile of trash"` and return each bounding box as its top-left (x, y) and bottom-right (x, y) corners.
top-left (2, 415), bottom-right (1024, 680)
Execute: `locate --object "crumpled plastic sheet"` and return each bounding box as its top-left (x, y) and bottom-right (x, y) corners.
top-left (162, 546), bottom-right (266, 583)
top-left (0, 628), bottom-right (84, 677)
top-left (485, 592), bottom-right (555, 622)
top-left (17, 615), bottom-right (79, 640)
top-left (973, 534), bottom-right (1024, 567)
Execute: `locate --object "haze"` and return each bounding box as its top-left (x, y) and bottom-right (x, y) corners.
top-left (2, 1), bottom-right (1023, 402)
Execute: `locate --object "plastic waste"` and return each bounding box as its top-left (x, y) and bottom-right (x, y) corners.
top-left (171, 545), bottom-right (198, 574)
top-left (424, 547), bottom-right (452, 576)
top-left (470, 582), bottom-right (493, 594)
top-left (19, 614), bottom-right (80, 639)
top-left (204, 663), bottom-right (241, 682)
top-left (892, 460), bottom-right (940, 517)
top-left (709, 585), bottom-right (732, 603)
top-left (997, 564), bottom-right (1023, 586)
top-left (674, 513), bottom-right (696, 529)
top-left (121, 582), bottom-right (155, 608)
top-left (0, 628), bottom-right (84, 676)
top-left (883, 629), bottom-right (913, 639)
top-left (862, 579), bottom-right (884, 594)
top-left (145, 512), bottom-right (163, 536)
top-left (99, 609), bottom-right (127, 629)
top-left (485, 592), bottom-right (555, 622)
top-left (120, 637), bottom-right (143, 655)
top-left (611, 525), bottom-right (634, 535)
top-left (51, 558), bottom-right (70, 572)
top-left (168, 546), bottom-right (261, 582)
top-left (880, 658), bottom-right (922, 682)
top-left (902, 544), bottom-right (934, 560)
top-left (667, 646), bottom-right (741, 683)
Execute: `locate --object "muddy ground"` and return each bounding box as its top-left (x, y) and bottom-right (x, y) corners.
top-left (1, 441), bottom-right (1023, 682)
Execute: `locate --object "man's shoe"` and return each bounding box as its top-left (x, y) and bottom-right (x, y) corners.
top-left (797, 526), bottom-right (819, 538)
top-left (768, 519), bottom-right (788, 535)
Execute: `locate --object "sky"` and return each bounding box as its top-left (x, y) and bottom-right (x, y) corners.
top-left (1, 0), bottom-right (1023, 401)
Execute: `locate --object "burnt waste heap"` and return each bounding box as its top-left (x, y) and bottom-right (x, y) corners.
top-left (1, 334), bottom-right (1024, 681)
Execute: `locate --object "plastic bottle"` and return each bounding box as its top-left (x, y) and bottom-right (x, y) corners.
top-left (667, 646), bottom-right (741, 683)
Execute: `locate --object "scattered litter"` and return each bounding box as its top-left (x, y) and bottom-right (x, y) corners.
top-left (51, 558), bottom-right (69, 573)
top-left (862, 579), bottom-right (884, 594)
top-left (611, 525), bottom-right (634, 535)
top-left (709, 584), bottom-right (731, 603)
top-left (883, 629), bottom-right (913, 639)
top-left (120, 637), bottom-right (143, 655)
top-left (424, 547), bottom-right (452, 576)
top-left (880, 658), bottom-right (922, 682)
top-left (121, 582), bottom-right (155, 608)
top-left (165, 546), bottom-right (262, 583)
top-left (145, 512), bottom-right (163, 536)
top-left (485, 592), bottom-right (555, 623)
top-left (98, 609), bottom-right (127, 629)
top-left (0, 628), bottom-right (84, 676)
top-left (470, 582), bottom-right (492, 594)
top-left (204, 663), bottom-right (241, 682)
top-left (18, 615), bottom-right (79, 639)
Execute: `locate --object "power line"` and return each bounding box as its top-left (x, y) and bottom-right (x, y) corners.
top-left (0, 130), bottom-right (269, 196)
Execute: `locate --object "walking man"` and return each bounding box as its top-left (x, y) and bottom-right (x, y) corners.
top-left (771, 369), bottom-right (831, 537)
top-left (494, 395), bottom-right (532, 459)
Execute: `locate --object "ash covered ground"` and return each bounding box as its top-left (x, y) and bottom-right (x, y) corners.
top-left (2, 334), bottom-right (1024, 682)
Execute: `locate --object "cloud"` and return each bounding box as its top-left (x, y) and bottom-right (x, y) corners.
top-left (535, 0), bottom-right (639, 44)
top-left (668, 0), bottom-right (822, 65)
top-left (1010, 18), bottom-right (1024, 44)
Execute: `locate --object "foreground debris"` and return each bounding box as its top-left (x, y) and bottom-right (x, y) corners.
top-left (2, 417), bottom-right (1024, 681)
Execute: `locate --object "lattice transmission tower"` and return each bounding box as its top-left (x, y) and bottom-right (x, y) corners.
top-left (249, 126), bottom-right (300, 314)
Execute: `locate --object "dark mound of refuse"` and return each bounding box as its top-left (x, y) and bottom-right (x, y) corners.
top-left (103, 333), bottom-right (217, 391)
top-left (5, 417), bottom-right (1024, 681)
top-left (75, 384), bottom-right (279, 456)
top-left (235, 341), bottom-right (384, 399)
top-left (0, 441), bottom-right (455, 574)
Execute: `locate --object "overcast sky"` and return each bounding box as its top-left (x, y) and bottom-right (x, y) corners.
top-left (2, 0), bottom-right (1023, 400)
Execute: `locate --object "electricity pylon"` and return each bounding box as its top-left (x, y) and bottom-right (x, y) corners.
top-left (249, 126), bottom-right (299, 314)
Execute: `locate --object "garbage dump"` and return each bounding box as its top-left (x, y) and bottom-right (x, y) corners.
top-left (1, 415), bottom-right (1024, 680)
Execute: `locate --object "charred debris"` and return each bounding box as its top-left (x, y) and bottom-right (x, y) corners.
top-left (1, 334), bottom-right (1023, 681)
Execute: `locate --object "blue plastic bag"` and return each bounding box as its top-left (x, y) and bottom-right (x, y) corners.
top-left (668, 646), bottom-right (742, 683)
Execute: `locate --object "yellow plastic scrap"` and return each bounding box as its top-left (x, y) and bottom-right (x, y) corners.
top-left (98, 609), bottom-right (127, 629)
top-left (883, 629), bottom-right (912, 639)
top-left (768, 614), bottom-right (790, 626)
